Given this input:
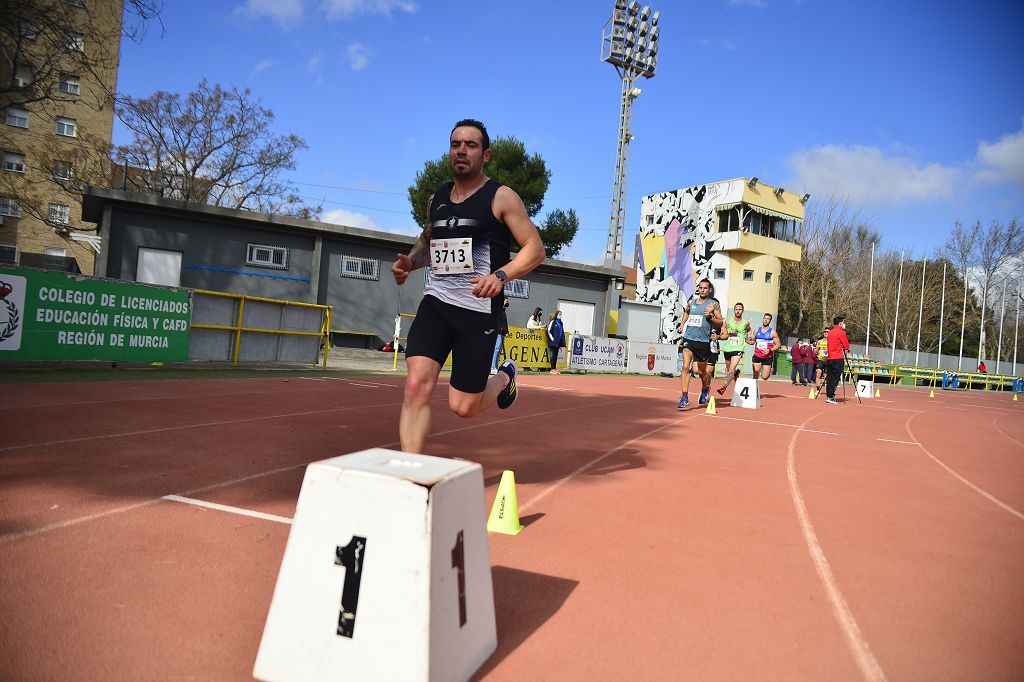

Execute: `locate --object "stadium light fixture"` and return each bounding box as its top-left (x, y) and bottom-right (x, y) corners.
top-left (748, 177), bottom-right (759, 188)
top-left (600, 2), bottom-right (662, 266)
top-left (801, 193), bottom-right (811, 203)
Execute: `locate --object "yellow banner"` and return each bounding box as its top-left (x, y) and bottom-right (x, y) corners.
top-left (445, 326), bottom-right (568, 370)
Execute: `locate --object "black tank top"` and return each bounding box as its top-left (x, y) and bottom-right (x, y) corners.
top-left (424, 178), bottom-right (512, 314)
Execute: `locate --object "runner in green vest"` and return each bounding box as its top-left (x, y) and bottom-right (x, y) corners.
top-left (717, 302), bottom-right (752, 396)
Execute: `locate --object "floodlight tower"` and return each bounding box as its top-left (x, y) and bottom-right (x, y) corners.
top-left (601, 0), bottom-right (660, 267)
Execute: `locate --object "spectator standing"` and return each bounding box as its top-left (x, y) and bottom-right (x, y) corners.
top-left (825, 316), bottom-right (851, 404)
top-left (547, 310), bottom-right (565, 374)
top-left (526, 307), bottom-right (545, 331)
top-left (789, 340), bottom-right (802, 385)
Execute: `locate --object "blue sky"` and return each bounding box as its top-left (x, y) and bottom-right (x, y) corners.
top-left (114, 0), bottom-right (1024, 264)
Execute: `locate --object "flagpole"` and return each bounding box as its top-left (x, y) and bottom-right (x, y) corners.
top-left (996, 277), bottom-right (1007, 374)
top-left (865, 241), bottom-right (875, 358)
top-left (1013, 269), bottom-right (1021, 376)
top-left (937, 261), bottom-right (946, 369)
top-left (892, 251), bottom-right (904, 365)
top-left (915, 258), bottom-right (927, 367)
top-left (958, 266), bottom-right (968, 371)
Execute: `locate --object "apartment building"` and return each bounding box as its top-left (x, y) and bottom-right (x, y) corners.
top-left (1, 0), bottom-right (123, 275)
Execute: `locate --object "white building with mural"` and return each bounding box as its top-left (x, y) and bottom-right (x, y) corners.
top-left (635, 177), bottom-right (803, 346)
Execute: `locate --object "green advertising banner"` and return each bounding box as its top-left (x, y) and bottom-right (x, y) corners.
top-left (0, 266), bottom-right (192, 362)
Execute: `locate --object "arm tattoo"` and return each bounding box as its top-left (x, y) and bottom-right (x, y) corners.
top-left (409, 226), bottom-right (432, 269)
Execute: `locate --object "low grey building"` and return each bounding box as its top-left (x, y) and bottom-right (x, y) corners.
top-left (82, 188), bottom-right (624, 348)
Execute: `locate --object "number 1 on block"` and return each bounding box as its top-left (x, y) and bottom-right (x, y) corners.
top-left (334, 535), bottom-right (367, 638)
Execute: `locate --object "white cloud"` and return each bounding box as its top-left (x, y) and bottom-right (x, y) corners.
top-left (347, 43), bottom-right (371, 71)
top-left (322, 208), bottom-right (379, 229)
top-left (234, 0), bottom-right (304, 27)
top-left (306, 52), bottom-right (322, 73)
top-left (248, 59), bottom-right (275, 78)
top-left (322, 0), bottom-right (418, 21)
top-left (785, 144), bottom-right (960, 206)
top-left (975, 120), bottom-right (1024, 188)
top-left (729, 0), bottom-right (767, 7)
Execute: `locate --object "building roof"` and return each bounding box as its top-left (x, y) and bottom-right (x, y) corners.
top-left (80, 186), bottom-right (623, 280)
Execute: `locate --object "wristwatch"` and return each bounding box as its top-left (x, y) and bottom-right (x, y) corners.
top-left (493, 270), bottom-right (508, 282)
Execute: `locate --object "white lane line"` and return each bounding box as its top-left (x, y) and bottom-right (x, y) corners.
top-left (0, 401), bottom-right (405, 454)
top-left (992, 417), bottom-right (1024, 449)
top-left (346, 382), bottom-right (380, 388)
top-left (877, 438), bottom-right (919, 446)
top-left (162, 495), bottom-right (292, 525)
top-left (787, 415), bottom-right (888, 682)
top-left (906, 415), bottom-right (1024, 522)
top-left (637, 387), bottom-right (662, 391)
top-left (0, 396), bottom-right (644, 545)
top-left (520, 412), bottom-right (701, 514)
top-left (710, 415), bottom-right (837, 435)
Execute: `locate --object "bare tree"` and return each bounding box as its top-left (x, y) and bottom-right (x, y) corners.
top-left (116, 80), bottom-right (318, 217)
top-left (974, 218), bottom-right (1024, 360)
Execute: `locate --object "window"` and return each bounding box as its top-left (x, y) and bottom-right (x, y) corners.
top-left (0, 197), bottom-right (22, 218)
top-left (246, 243), bottom-right (288, 269)
top-left (341, 255), bottom-right (379, 280)
top-left (5, 109), bottom-right (28, 128)
top-left (504, 279), bottom-right (530, 298)
top-left (55, 117), bottom-right (77, 136)
top-left (48, 203), bottom-right (71, 225)
top-left (65, 32), bottom-right (85, 52)
top-left (59, 74), bottom-right (80, 95)
top-left (713, 268), bottom-right (726, 279)
top-left (743, 269), bottom-right (754, 282)
top-left (765, 272), bottom-right (773, 284)
top-left (20, 22), bottom-right (38, 41)
top-left (44, 246), bottom-right (66, 265)
top-left (52, 160), bottom-right (73, 180)
top-left (0, 242), bottom-right (17, 265)
top-left (3, 152), bottom-right (25, 173)
top-left (14, 65), bottom-right (31, 88)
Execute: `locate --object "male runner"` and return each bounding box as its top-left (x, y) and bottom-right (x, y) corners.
top-left (751, 312), bottom-right (781, 381)
top-left (717, 302), bottom-right (751, 395)
top-left (675, 278), bottom-right (723, 408)
top-left (824, 315), bottom-right (850, 404)
top-left (391, 119), bottom-right (545, 452)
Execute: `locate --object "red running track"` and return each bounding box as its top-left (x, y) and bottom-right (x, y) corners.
top-left (1, 374), bottom-right (1022, 680)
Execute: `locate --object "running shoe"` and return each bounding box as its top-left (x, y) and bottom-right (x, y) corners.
top-left (496, 359), bottom-right (518, 409)
top-left (716, 385), bottom-right (726, 396)
top-left (698, 388), bottom-right (710, 405)
top-left (676, 394), bottom-right (689, 409)
top-left (825, 397), bottom-right (838, 405)
top-left (733, 368), bottom-right (741, 381)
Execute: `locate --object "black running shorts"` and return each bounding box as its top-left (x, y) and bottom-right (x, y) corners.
top-left (723, 350), bottom-right (743, 360)
top-left (681, 339), bottom-right (712, 363)
top-left (406, 294), bottom-right (498, 394)
top-left (753, 353), bottom-right (774, 368)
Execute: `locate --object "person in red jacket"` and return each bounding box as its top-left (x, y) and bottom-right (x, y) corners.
top-left (824, 315), bottom-right (850, 404)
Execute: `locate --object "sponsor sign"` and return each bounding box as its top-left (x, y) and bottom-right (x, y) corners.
top-left (443, 327), bottom-right (567, 371)
top-left (626, 341), bottom-right (680, 376)
top-left (0, 266), bottom-right (191, 362)
top-left (569, 334), bottom-right (627, 373)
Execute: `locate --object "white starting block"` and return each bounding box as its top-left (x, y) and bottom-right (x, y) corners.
top-left (731, 377), bottom-right (761, 409)
top-left (856, 379), bottom-right (874, 399)
top-left (254, 449), bottom-right (496, 682)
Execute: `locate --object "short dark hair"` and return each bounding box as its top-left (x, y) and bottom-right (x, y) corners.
top-left (698, 278), bottom-right (712, 287)
top-left (451, 119), bottom-right (490, 150)
top-left (833, 315), bottom-right (845, 326)
top-left (764, 312), bottom-right (773, 321)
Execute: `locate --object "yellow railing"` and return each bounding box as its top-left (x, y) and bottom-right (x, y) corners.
top-left (191, 290), bottom-right (332, 368)
top-left (843, 361), bottom-right (1016, 391)
top-left (392, 313), bottom-right (416, 370)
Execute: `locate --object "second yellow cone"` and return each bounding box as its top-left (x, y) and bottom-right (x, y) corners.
top-left (487, 470), bottom-right (524, 535)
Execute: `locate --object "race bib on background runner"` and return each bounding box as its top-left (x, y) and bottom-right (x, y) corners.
top-left (755, 339), bottom-right (769, 352)
top-left (686, 314), bottom-right (703, 327)
top-left (429, 238), bottom-right (473, 274)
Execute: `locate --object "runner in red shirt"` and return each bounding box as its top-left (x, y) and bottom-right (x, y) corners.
top-left (824, 315), bottom-right (850, 404)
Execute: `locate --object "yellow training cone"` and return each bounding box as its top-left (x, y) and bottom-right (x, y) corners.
top-left (929, 389), bottom-right (935, 398)
top-left (1014, 393), bottom-right (1018, 402)
top-left (487, 470), bottom-right (524, 535)
top-left (808, 388), bottom-right (817, 399)
top-left (705, 396), bottom-right (717, 415)
top-left (875, 388), bottom-right (881, 398)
